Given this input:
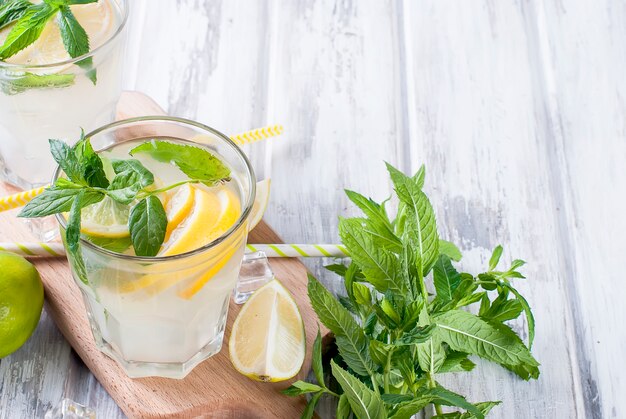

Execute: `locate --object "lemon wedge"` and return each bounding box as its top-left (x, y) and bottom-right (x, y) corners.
top-left (164, 183), bottom-right (195, 238)
top-left (0, 2), bottom-right (115, 66)
top-left (248, 178), bottom-right (270, 231)
top-left (81, 196), bottom-right (130, 238)
top-left (229, 279), bottom-right (305, 382)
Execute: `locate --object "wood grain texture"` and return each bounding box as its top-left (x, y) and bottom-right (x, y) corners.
top-left (1, 0), bottom-right (624, 418)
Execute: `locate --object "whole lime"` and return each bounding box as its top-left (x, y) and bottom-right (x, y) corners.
top-left (0, 251), bottom-right (44, 358)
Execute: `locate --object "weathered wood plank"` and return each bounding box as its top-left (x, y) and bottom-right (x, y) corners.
top-left (403, 1), bottom-right (583, 417)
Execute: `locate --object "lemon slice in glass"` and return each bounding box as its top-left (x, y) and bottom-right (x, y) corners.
top-left (229, 279), bottom-right (306, 382)
top-left (81, 196), bottom-right (130, 238)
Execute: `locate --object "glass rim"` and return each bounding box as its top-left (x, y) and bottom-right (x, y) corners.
top-left (0, 0), bottom-right (129, 71)
top-left (53, 115), bottom-right (257, 263)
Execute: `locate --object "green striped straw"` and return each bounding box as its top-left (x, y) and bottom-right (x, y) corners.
top-left (0, 242), bottom-right (349, 259)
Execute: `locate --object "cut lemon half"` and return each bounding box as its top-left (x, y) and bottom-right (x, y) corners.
top-left (81, 196), bottom-right (130, 238)
top-left (249, 178), bottom-right (270, 231)
top-left (229, 279), bottom-right (305, 382)
top-left (1, 2), bottom-right (115, 66)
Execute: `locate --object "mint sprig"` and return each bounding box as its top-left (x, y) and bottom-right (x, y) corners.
top-left (0, 0), bottom-right (98, 84)
top-left (284, 163), bottom-right (539, 418)
top-left (19, 134), bottom-right (231, 258)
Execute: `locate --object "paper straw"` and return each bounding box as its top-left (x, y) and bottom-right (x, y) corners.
top-left (230, 125), bottom-right (283, 146)
top-left (246, 244), bottom-right (348, 258)
top-left (0, 242), bottom-right (349, 259)
top-left (0, 125), bottom-right (284, 213)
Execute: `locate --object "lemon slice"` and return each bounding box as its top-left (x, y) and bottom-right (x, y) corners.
top-left (249, 179), bottom-right (270, 231)
top-left (164, 183), bottom-right (195, 238)
top-left (229, 279), bottom-right (305, 382)
top-left (160, 187), bottom-right (241, 257)
top-left (1, 2), bottom-right (115, 66)
top-left (81, 196), bottom-right (130, 238)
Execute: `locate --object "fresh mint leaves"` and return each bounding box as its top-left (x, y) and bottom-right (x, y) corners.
top-left (130, 140), bottom-right (232, 186)
top-left (0, 0), bottom-right (98, 87)
top-left (19, 134), bottom-right (231, 258)
top-left (284, 163), bottom-right (539, 418)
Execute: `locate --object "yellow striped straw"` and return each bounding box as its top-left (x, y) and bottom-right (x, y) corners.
top-left (0, 186), bottom-right (46, 213)
top-left (0, 125), bottom-right (284, 213)
top-left (230, 125), bottom-right (284, 146)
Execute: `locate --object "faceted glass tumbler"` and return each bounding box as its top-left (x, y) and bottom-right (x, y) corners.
top-left (55, 117), bottom-right (256, 379)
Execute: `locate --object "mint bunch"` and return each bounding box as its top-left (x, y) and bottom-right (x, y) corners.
top-left (19, 133), bottom-right (231, 258)
top-left (0, 0), bottom-right (99, 90)
top-left (284, 163), bottom-right (538, 418)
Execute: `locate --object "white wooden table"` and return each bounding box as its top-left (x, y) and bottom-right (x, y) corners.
top-left (1, 1), bottom-right (624, 418)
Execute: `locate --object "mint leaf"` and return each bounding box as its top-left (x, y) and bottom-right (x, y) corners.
top-left (0, 2), bottom-right (56, 59)
top-left (65, 0), bottom-right (98, 4)
top-left (433, 255), bottom-right (462, 302)
top-left (0, 72), bottom-right (75, 95)
top-left (49, 139), bottom-right (83, 183)
top-left (339, 217), bottom-right (404, 294)
top-left (73, 134), bottom-right (109, 188)
top-left (434, 310), bottom-right (539, 370)
top-left (57, 6), bottom-right (88, 57)
top-left (488, 245), bottom-right (503, 271)
top-left (331, 360), bottom-right (386, 419)
top-left (128, 196), bottom-right (167, 257)
top-left (438, 351), bottom-right (476, 373)
top-left (107, 159), bottom-right (154, 204)
top-left (500, 283), bottom-right (535, 348)
top-left (18, 185), bottom-right (102, 218)
top-left (311, 329), bottom-right (325, 387)
top-left (439, 239), bottom-right (462, 262)
top-left (0, 0), bottom-right (30, 30)
top-left (337, 394), bottom-right (351, 419)
top-left (481, 294), bottom-right (523, 323)
top-left (130, 140), bottom-right (231, 186)
top-left (84, 235), bottom-right (131, 253)
top-left (416, 330), bottom-right (446, 373)
top-left (308, 275), bottom-right (375, 377)
top-left (301, 391), bottom-right (323, 419)
top-left (433, 401), bottom-right (501, 419)
top-left (281, 381), bottom-right (323, 396)
top-left (65, 189), bottom-right (86, 252)
top-left (386, 163), bottom-right (439, 276)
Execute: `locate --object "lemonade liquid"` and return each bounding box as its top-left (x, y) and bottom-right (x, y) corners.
top-left (0, 0), bottom-right (127, 189)
top-left (71, 137), bottom-right (248, 378)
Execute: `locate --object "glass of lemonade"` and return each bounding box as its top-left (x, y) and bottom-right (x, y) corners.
top-left (53, 117), bottom-right (256, 379)
top-left (0, 0), bottom-right (128, 191)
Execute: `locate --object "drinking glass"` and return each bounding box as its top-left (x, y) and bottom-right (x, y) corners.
top-left (0, 0), bottom-right (129, 239)
top-left (55, 117), bottom-right (256, 379)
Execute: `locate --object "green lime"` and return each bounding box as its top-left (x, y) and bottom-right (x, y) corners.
top-left (0, 252), bottom-right (44, 358)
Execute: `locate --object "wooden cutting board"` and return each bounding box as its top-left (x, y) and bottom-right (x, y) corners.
top-left (0, 92), bottom-right (321, 418)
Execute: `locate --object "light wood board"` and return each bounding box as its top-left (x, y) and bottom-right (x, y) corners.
top-left (0, 92), bottom-right (318, 418)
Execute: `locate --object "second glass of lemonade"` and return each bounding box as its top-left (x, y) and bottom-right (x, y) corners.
top-left (0, 0), bottom-right (128, 189)
top-left (55, 117), bottom-right (256, 379)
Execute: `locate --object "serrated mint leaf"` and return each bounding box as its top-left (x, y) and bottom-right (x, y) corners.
top-left (73, 134), bottom-right (109, 188)
top-left (438, 351), bottom-right (476, 373)
top-left (57, 6), bottom-right (88, 57)
top-left (18, 186), bottom-right (102, 218)
top-left (434, 310), bottom-right (539, 371)
top-left (280, 381), bottom-right (323, 396)
top-left (439, 239), bottom-right (462, 262)
top-left (481, 295), bottom-right (523, 323)
top-left (395, 324), bottom-right (434, 346)
top-left (307, 275), bottom-right (375, 376)
top-left (107, 159), bottom-right (155, 204)
top-left (301, 391), bottom-right (323, 419)
top-left (84, 235), bottom-right (131, 253)
top-left (0, 0), bottom-right (30, 29)
top-left (0, 2), bottom-right (56, 59)
top-left (386, 163), bottom-right (439, 276)
top-left (369, 339), bottom-right (393, 366)
top-left (352, 282), bottom-right (372, 306)
top-left (331, 360), bottom-right (386, 419)
top-left (336, 394), bottom-right (351, 419)
top-left (311, 329), bottom-right (325, 388)
top-left (49, 139), bottom-right (82, 184)
top-left (416, 330), bottom-right (446, 373)
top-left (433, 401), bottom-right (501, 419)
top-left (455, 291), bottom-right (486, 309)
top-left (339, 217), bottom-right (404, 293)
top-left (433, 255), bottom-right (461, 302)
top-left (130, 140), bottom-right (231, 186)
top-left (65, 189), bottom-right (86, 252)
top-left (488, 245), bottom-right (503, 271)
top-left (345, 189), bottom-right (400, 251)
top-left (128, 196), bottom-right (167, 257)
top-left (500, 283), bottom-right (535, 348)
